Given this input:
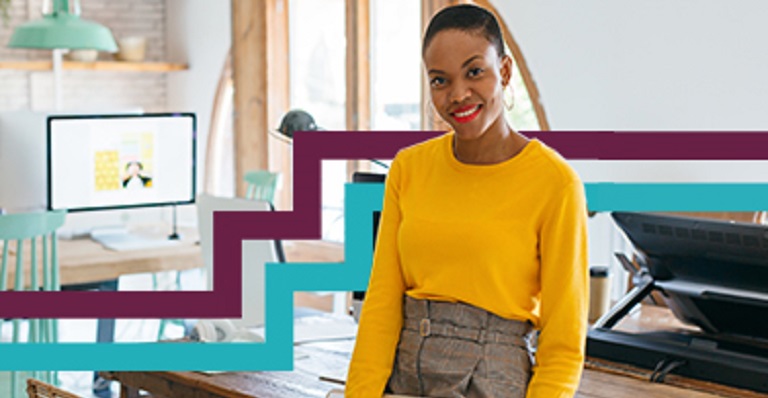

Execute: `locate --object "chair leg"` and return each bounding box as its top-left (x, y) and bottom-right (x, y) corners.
top-left (52, 318), bottom-right (59, 385)
top-left (10, 318), bottom-right (21, 398)
top-left (156, 271), bottom-right (184, 340)
top-left (154, 273), bottom-right (166, 340)
top-left (157, 318), bottom-right (167, 341)
top-left (10, 371), bottom-right (20, 398)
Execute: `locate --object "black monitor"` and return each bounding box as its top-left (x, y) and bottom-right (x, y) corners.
top-left (612, 212), bottom-right (768, 340)
top-left (47, 113), bottom-right (196, 212)
top-left (351, 172), bottom-right (386, 303)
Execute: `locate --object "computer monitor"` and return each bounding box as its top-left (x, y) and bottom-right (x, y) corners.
top-left (350, 172), bottom-right (386, 321)
top-left (612, 211), bottom-right (768, 340)
top-left (47, 113), bottom-right (196, 212)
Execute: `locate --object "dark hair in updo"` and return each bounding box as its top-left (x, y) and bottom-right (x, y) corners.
top-left (422, 4), bottom-right (505, 58)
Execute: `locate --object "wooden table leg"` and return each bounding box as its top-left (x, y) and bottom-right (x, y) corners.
top-left (120, 383), bottom-right (141, 398)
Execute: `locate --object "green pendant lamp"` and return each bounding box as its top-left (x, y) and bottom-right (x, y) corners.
top-left (8, 0), bottom-right (117, 51)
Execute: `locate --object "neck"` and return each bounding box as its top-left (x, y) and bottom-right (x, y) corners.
top-left (453, 118), bottom-right (526, 165)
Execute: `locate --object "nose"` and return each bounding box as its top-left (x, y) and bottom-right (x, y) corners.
top-left (449, 81), bottom-right (471, 104)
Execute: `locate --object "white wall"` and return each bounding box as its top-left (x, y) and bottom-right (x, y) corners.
top-left (493, 1), bottom-right (768, 131)
top-left (165, 0), bottom-right (232, 222)
top-left (492, 0), bottom-right (768, 298)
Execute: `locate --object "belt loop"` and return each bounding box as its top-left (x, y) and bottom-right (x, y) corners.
top-left (420, 301), bottom-right (432, 337)
top-left (419, 318), bottom-right (431, 337)
top-left (479, 305), bottom-right (489, 343)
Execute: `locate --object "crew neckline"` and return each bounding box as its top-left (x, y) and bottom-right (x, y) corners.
top-left (444, 132), bottom-right (540, 173)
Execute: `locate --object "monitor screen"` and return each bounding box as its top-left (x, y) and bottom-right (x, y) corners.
top-left (351, 172), bottom-right (386, 302)
top-left (612, 211), bottom-right (768, 339)
top-left (611, 212), bottom-right (768, 287)
top-left (48, 113), bottom-right (196, 212)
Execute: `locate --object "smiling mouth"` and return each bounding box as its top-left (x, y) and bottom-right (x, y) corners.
top-left (451, 105), bottom-right (482, 123)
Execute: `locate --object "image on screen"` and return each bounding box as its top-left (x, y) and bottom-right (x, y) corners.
top-left (48, 114), bottom-right (196, 211)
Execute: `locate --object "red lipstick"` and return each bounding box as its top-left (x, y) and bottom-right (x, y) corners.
top-left (451, 104), bottom-right (482, 124)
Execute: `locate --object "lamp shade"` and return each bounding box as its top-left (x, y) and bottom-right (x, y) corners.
top-left (8, 8), bottom-right (117, 52)
top-left (276, 109), bottom-right (320, 140)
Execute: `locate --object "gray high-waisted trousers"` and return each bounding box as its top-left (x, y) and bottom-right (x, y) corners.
top-left (387, 296), bottom-right (537, 398)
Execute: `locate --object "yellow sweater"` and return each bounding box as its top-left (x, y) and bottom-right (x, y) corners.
top-left (346, 132), bottom-right (589, 398)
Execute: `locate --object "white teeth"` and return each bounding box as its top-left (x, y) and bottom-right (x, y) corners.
top-left (454, 105), bottom-right (479, 118)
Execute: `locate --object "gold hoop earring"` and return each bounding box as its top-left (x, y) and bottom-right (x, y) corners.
top-left (425, 100), bottom-right (435, 117)
top-left (503, 84), bottom-right (514, 111)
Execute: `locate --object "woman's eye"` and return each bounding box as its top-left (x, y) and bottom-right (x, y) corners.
top-left (468, 67), bottom-right (483, 78)
top-left (430, 76), bottom-right (446, 87)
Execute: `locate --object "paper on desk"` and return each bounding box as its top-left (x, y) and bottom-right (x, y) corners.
top-left (194, 314), bottom-right (357, 379)
top-left (251, 314), bottom-right (358, 345)
top-left (294, 314), bottom-right (358, 344)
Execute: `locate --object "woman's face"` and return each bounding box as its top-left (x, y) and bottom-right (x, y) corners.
top-left (423, 29), bottom-right (511, 141)
top-left (127, 163), bottom-right (140, 177)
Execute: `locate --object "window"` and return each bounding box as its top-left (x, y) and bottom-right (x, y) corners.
top-left (370, 0), bottom-right (422, 131)
top-left (290, 0), bottom-right (347, 242)
top-left (505, 44), bottom-right (540, 131)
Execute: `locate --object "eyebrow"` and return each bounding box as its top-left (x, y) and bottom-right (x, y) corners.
top-left (427, 55), bottom-right (484, 75)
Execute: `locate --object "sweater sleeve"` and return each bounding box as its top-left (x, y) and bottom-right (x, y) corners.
top-left (345, 155), bottom-right (407, 398)
top-left (526, 180), bottom-right (589, 398)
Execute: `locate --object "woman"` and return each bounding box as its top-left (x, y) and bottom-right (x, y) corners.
top-left (346, 4), bottom-right (588, 398)
top-left (122, 161), bottom-right (153, 189)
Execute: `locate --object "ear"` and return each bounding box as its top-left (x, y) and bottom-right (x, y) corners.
top-left (500, 54), bottom-right (513, 87)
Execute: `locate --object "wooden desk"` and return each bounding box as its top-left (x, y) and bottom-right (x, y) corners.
top-left (102, 357), bottom-right (732, 398)
top-left (102, 306), bottom-right (768, 398)
top-left (103, 358), bottom-right (340, 398)
top-left (2, 225), bottom-right (202, 289)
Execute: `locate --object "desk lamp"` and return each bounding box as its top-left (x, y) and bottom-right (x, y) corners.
top-left (271, 109), bottom-right (320, 143)
top-left (7, 0), bottom-right (117, 110)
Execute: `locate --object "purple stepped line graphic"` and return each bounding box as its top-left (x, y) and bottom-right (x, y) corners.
top-left (0, 130), bottom-right (765, 318)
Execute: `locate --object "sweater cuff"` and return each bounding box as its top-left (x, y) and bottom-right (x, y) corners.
top-left (525, 382), bottom-right (577, 398)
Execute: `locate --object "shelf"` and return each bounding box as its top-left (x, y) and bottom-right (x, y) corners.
top-left (0, 61), bottom-right (188, 72)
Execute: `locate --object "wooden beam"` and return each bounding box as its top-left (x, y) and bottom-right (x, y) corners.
top-left (473, 0), bottom-right (551, 130)
top-left (345, 0), bottom-right (370, 132)
top-left (345, 0), bottom-right (371, 178)
top-left (231, 0), bottom-right (271, 197)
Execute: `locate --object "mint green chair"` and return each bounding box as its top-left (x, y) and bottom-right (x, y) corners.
top-left (0, 210), bottom-right (66, 398)
top-left (244, 170), bottom-right (279, 204)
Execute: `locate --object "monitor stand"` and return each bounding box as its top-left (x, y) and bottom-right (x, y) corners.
top-left (90, 226), bottom-right (180, 252)
top-left (587, 253), bottom-right (768, 393)
top-left (168, 204), bottom-right (181, 240)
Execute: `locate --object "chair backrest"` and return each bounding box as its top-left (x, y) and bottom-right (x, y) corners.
top-left (243, 170), bottom-right (279, 203)
top-left (1, 210), bottom-right (66, 292)
top-left (26, 378), bottom-right (81, 398)
top-left (0, 211), bottom-right (66, 241)
top-left (196, 194), bottom-right (283, 328)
